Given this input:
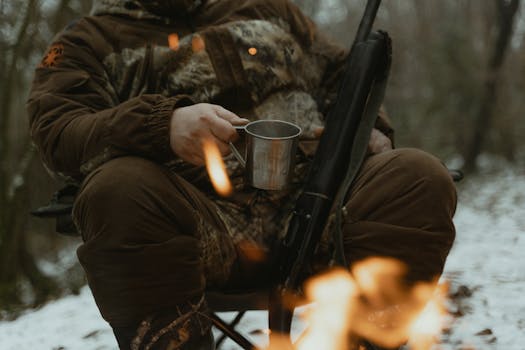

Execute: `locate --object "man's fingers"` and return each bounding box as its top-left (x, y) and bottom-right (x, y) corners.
top-left (213, 105), bottom-right (238, 121)
top-left (313, 127), bottom-right (325, 138)
top-left (214, 105), bottom-right (249, 125)
top-left (180, 147), bottom-right (205, 166)
top-left (216, 140), bottom-right (231, 157)
top-left (208, 114), bottom-right (239, 142)
top-left (198, 138), bottom-right (230, 160)
top-left (380, 141), bottom-right (392, 152)
top-left (368, 128), bottom-right (392, 155)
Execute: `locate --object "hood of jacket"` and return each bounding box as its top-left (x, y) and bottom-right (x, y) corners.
top-left (91, 0), bottom-right (206, 19)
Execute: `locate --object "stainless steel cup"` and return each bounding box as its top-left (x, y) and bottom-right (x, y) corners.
top-left (229, 120), bottom-right (302, 190)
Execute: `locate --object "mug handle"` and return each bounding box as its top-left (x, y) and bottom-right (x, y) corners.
top-left (229, 125), bottom-right (246, 167)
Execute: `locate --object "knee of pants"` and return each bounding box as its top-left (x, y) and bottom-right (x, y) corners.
top-left (73, 156), bottom-right (198, 244)
top-left (343, 148), bottom-right (457, 281)
top-left (73, 157), bottom-right (206, 325)
top-left (354, 148), bottom-right (457, 224)
top-left (387, 148), bottom-right (457, 222)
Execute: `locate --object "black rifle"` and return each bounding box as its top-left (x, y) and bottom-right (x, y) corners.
top-left (269, 0), bottom-right (391, 346)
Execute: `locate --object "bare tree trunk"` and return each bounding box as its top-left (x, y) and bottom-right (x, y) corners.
top-left (0, 0), bottom-right (37, 205)
top-left (0, 0), bottom-right (33, 293)
top-left (463, 0), bottom-right (521, 172)
top-left (0, 146), bottom-right (61, 311)
top-left (50, 0), bottom-right (72, 33)
top-left (0, 0), bottom-right (38, 279)
top-left (0, 0), bottom-right (71, 312)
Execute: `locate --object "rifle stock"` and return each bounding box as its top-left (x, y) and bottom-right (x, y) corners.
top-left (269, 0), bottom-right (391, 345)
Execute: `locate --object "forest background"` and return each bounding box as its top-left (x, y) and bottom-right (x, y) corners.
top-left (0, 0), bottom-right (523, 316)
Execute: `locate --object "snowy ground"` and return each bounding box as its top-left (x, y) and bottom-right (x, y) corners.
top-left (440, 169), bottom-right (525, 350)
top-left (1, 169), bottom-right (524, 350)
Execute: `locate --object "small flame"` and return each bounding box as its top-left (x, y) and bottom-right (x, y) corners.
top-left (248, 47), bottom-right (258, 56)
top-left (348, 259), bottom-right (438, 349)
top-left (352, 257), bottom-right (407, 308)
top-left (168, 33), bottom-right (180, 51)
top-left (202, 139), bottom-right (232, 197)
top-left (297, 270), bottom-right (356, 350)
top-left (408, 283), bottom-right (449, 350)
top-left (267, 258), bottom-right (450, 350)
top-left (192, 34), bottom-right (206, 52)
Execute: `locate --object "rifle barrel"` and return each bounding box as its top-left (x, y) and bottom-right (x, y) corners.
top-left (268, 0), bottom-right (388, 346)
top-left (355, 0), bottom-right (382, 44)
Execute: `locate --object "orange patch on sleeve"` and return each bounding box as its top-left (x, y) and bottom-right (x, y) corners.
top-left (39, 43), bottom-right (65, 68)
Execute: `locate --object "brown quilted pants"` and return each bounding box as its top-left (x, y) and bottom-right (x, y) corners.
top-left (72, 148), bottom-right (456, 349)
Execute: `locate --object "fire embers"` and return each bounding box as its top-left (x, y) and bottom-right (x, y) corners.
top-left (285, 258), bottom-right (449, 350)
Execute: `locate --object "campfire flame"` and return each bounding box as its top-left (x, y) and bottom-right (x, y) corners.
top-left (202, 138), bottom-right (233, 197)
top-left (408, 282), bottom-right (449, 350)
top-left (296, 270), bottom-right (357, 350)
top-left (270, 258), bottom-right (449, 350)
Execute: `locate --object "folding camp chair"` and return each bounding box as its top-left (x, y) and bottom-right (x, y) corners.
top-left (207, 291), bottom-right (397, 350)
top-left (207, 289), bottom-right (276, 349)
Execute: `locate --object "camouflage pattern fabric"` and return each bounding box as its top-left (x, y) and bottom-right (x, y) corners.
top-left (88, 0), bottom-right (337, 256)
top-left (130, 296), bottom-right (211, 350)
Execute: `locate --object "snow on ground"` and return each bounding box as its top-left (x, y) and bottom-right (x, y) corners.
top-left (0, 169), bottom-right (524, 350)
top-left (440, 169), bottom-right (525, 350)
top-left (0, 287), bottom-right (116, 349)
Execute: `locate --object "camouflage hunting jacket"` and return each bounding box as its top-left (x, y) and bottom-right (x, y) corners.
top-left (27, 0), bottom-right (393, 246)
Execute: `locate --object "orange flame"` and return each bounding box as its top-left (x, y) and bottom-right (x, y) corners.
top-left (248, 47), bottom-right (258, 56)
top-left (202, 138), bottom-right (233, 197)
top-left (408, 282), bottom-right (449, 350)
top-left (297, 269), bottom-right (356, 350)
top-left (268, 258), bottom-right (449, 350)
top-left (168, 33), bottom-right (180, 51)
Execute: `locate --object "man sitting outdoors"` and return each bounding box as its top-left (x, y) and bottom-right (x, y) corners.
top-left (28, 0), bottom-right (456, 349)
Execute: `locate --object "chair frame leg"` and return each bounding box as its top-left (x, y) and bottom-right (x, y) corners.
top-left (209, 312), bottom-right (257, 350)
top-left (214, 311), bottom-right (248, 348)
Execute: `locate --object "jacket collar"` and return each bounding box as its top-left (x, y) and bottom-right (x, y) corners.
top-left (91, 0), bottom-right (205, 20)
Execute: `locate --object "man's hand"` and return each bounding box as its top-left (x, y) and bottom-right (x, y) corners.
top-left (368, 128), bottom-right (392, 155)
top-left (169, 103), bottom-right (249, 165)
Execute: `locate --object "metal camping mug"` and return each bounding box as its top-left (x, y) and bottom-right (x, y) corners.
top-left (229, 120), bottom-right (302, 191)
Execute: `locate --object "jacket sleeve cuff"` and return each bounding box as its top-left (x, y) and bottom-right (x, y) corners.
top-left (146, 95), bottom-right (194, 162)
